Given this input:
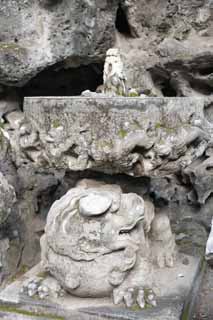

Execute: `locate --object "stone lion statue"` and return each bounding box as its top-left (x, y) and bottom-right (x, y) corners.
top-left (41, 179), bottom-right (176, 308)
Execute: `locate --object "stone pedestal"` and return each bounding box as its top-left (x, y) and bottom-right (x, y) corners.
top-left (0, 254), bottom-right (203, 320)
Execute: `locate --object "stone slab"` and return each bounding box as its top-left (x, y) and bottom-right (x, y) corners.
top-left (0, 254), bottom-right (202, 320)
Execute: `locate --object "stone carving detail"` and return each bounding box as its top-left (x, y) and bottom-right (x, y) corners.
top-left (103, 48), bottom-right (127, 96)
top-left (18, 98), bottom-right (210, 177)
top-left (41, 180), bottom-right (176, 308)
top-left (7, 97), bottom-right (213, 204)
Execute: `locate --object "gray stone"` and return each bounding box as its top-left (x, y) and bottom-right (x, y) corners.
top-left (41, 181), bottom-right (176, 308)
top-left (0, 0), bottom-right (119, 86)
top-left (205, 217), bottom-right (213, 264)
top-left (0, 171), bottom-right (16, 225)
top-left (79, 193), bottom-right (112, 217)
top-left (0, 94), bottom-right (20, 118)
top-left (5, 111), bottom-right (24, 130)
top-left (113, 0), bottom-right (213, 97)
top-left (13, 97), bottom-right (212, 192)
top-left (0, 254), bottom-right (201, 320)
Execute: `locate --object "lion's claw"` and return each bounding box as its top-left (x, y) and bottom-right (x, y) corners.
top-left (113, 287), bottom-right (157, 309)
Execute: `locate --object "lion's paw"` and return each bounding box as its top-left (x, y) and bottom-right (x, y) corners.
top-left (113, 287), bottom-right (157, 309)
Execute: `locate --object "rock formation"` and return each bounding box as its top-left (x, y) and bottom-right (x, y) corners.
top-left (7, 96), bottom-right (213, 208)
top-left (0, 1), bottom-right (213, 317)
top-left (0, 171), bottom-right (16, 226)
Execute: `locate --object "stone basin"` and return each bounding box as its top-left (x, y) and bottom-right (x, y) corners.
top-left (22, 96), bottom-right (213, 177)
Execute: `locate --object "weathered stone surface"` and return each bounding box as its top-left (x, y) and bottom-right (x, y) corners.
top-left (5, 111), bottom-right (24, 130)
top-left (0, 0), bottom-right (119, 86)
top-left (121, 0), bottom-right (212, 39)
top-left (15, 97), bottom-right (212, 185)
top-left (2, 96), bottom-right (212, 276)
top-left (0, 0), bottom-right (213, 98)
top-left (0, 92), bottom-right (20, 118)
top-left (205, 217), bottom-right (213, 264)
top-left (41, 180), bottom-right (176, 308)
top-left (79, 193), bottom-right (112, 217)
top-left (0, 172), bottom-right (16, 226)
top-left (0, 255), bottom-right (201, 320)
top-left (114, 0), bottom-right (213, 97)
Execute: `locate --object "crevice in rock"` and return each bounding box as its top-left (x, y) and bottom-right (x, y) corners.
top-left (38, 0), bottom-right (62, 8)
top-left (19, 62), bottom-right (104, 98)
top-left (204, 102), bottom-right (213, 123)
top-left (149, 68), bottom-right (178, 97)
top-left (161, 79), bottom-right (177, 97)
top-left (198, 67), bottom-right (213, 76)
top-left (115, 4), bottom-right (132, 37)
top-left (36, 183), bottom-right (59, 218)
top-left (57, 170), bottom-right (150, 199)
top-left (189, 79), bottom-right (213, 95)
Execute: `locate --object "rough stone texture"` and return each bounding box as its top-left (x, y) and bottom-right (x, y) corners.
top-left (41, 180), bottom-right (176, 308)
top-left (2, 96), bottom-right (212, 284)
top-left (0, 0), bottom-right (119, 86)
top-left (193, 265), bottom-right (213, 320)
top-left (205, 217), bottom-right (213, 263)
top-left (0, 255), bottom-right (201, 320)
top-left (0, 171), bottom-right (16, 226)
top-left (0, 0), bottom-right (213, 98)
top-left (0, 124), bottom-right (64, 285)
top-left (1, 0), bottom-right (213, 98)
top-left (10, 96), bottom-right (213, 207)
top-left (1, 0), bottom-right (213, 311)
top-left (115, 0), bottom-right (213, 97)
top-left (0, 89), bottom-right (20, 118)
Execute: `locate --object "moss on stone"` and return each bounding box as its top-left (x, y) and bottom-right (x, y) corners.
top-left (130, 304), bottom-right (141, 311)
top-left (0, 305), bottom-right (64, 319)
top-left (36, 271), bottom-right (49, 279)
top-left (128, 91), bottom-right (139, 97)
top-left (52, 119), bottom-right (61, 128)
top-left (130, 302), bottom-right (152, 311)
top-left (181, 303), bottom-right (190, 320)
top-left (118, 128), bottom-right (128, 138)
top-left (0, 42), bottom-right (26, 55)
top-left (155, 122), bottom-right (162, 129)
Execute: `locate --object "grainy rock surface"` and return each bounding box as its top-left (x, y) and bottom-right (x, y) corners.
top-left (116, 0), bottom-right (213, 97)
top-left (0, 171), bottom-right (16, 226)
top-left (1, 1), bottom-right (213, 315)
top-left (19, 96), bottom-right (213, 201)
top-left (0, 0), bottom-right (118, 86)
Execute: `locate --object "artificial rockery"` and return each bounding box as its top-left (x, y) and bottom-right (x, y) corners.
top-left (0, 1), bottom-right (213, 319)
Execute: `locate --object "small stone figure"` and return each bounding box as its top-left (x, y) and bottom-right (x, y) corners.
top-left (40, 179), bottom-right (176, 309)
top-left (103, 48), bottom-right (127, 96)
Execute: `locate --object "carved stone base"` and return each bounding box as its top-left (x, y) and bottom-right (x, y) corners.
top-left (0, 255), bottom-right (203, 320)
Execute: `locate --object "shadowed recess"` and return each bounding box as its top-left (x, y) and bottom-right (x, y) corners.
top-left (20, 62), bottom-right (104, 97)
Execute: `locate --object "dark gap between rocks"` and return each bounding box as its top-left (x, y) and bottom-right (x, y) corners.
top-left (161, 79), bottom-right (178, 97)
top-left (19, 62), bottom-right (104, 98)
top-left (115, 4), bottom-right (132, 37)
top-left (149, 68), bottom-right (178, 97)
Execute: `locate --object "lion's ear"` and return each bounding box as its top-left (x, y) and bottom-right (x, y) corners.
top-left (143, 201), bottom-right (155, 234)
